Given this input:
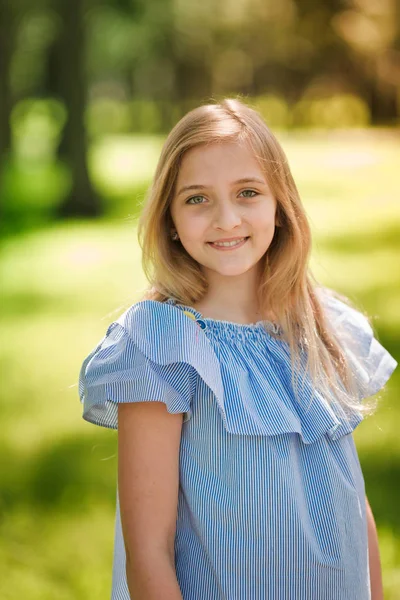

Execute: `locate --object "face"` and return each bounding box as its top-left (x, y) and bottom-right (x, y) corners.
top-left (170, 141), bottom-right (278, 285)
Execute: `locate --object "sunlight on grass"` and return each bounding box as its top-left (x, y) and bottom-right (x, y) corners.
top-left (89, 134), bottom-right (163, 197)
top-left (377, 527), bottom-right (400, 599)
top-left (0, 222), bottom-right (148, 314)
top-left (0, 507), bottom-right (114, 600)
top-left (311, 248), bottom-right (399, 325)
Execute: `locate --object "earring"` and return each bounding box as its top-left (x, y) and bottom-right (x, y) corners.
top-left (171, 230), bottom-right (179, 241)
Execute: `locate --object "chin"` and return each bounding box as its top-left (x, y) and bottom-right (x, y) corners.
top-left (209, 263), bottom-right (257, 277)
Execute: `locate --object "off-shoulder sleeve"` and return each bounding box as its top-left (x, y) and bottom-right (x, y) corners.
top-left (320, 291), bottom-right (398, 401)
top-left (79, 321), bottom-right (195, 429)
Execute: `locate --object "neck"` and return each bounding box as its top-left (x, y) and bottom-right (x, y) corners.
top-left (193, 265), bottom-right (275, 324)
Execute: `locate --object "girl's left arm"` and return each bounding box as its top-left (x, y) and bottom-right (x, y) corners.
top-left (366, 495), bottom-right (384, 600)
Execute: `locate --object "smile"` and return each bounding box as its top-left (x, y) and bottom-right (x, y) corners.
top-left (208, 237), bottom-right (249, 250)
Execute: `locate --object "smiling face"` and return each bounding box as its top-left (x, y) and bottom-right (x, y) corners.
top-left (170, 141), bottom-right (278, 289)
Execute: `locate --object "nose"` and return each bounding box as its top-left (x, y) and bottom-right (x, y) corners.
top-left (212, 199), bottom-right (242, 231)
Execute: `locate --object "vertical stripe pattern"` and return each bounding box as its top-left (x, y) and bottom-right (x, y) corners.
top-left (79, 294), bottom-right (397, 599)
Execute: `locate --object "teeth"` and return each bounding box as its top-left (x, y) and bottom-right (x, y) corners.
top-left (212, 237), bottom-right (246, 247)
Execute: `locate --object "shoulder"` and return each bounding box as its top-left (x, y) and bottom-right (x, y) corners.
top-left (78, 300), bottom-right (197, 429)
top-left (115, 299), bottom-right (211, 364)
top-left (316, 287), bottom-right (374, 343)
top-left (316, 286), bottom-right (397, 398)
top-left (117, 298), bottom-right (208, 330)
top-left (117, 299), bottom-right (186, 334)
top-left (81, 298), bottom-right (224, 399)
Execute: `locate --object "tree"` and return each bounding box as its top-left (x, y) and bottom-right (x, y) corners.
top-left (0, 0), bottom-right (14, 167)
top-left (53, 0), bottom-right (101, 217)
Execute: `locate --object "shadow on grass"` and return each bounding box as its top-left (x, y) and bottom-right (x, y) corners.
top-left (0, 166), bottom-right (147, 241)
top-left (1, 291), bottom-right (75, 318)
top-left (318, 223), bottom-right (400, 255)
top-left (1, 432), bottom-right (118, 514)
top-left (361, 455), bottom-right (400, 533)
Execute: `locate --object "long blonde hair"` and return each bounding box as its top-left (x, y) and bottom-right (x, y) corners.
top-left (137, 98), bottom-right (376, 417)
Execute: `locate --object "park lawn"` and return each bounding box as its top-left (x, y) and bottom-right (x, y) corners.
top-left (1, 130), bottom-right (399, 599)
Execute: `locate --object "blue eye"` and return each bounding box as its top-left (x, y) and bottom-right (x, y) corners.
top-left (239, 189), bottom-right (258, 198)
top-left (186, 195), bottom-right (205, 205)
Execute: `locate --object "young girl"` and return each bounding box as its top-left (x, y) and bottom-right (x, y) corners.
top-left (79, 98), bottom-right (397, 600)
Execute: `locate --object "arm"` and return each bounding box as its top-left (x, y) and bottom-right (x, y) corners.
top-left (118, 401), bottom-right (184, 600)
top-left (366, 495), bottom-right (384, 600)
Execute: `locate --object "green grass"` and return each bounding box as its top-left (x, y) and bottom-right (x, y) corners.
top-left (1, 130), bottom-right (399, 599)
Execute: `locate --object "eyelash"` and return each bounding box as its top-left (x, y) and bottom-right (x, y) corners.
top-left (186, 190), bottom-right (259, 205)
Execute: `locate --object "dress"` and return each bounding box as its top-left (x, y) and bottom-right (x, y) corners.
top-left (78, 290), bottom-right (397, 600)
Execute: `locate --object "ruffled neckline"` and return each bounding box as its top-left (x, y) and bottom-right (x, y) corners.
top-left (80, 293), bottom-right (397, 444)
top-left (165, 297), bottom-right (284, 340)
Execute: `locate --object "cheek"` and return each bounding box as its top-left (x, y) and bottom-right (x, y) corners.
top-left (248, 200), bottom-right (276, 223)
top-left (179, 215), bottom-right (206, 240)
top-left (251, 211), bottom-right (276, 233)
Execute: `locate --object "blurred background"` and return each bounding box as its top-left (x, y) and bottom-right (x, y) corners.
top-left (0, 0), bottom-right (399, 598)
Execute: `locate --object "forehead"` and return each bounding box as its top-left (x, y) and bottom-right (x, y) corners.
top-left (176, 141), bottom-right (265, 183)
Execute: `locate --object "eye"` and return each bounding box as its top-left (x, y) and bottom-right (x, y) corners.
top-left (186, 195), bottom-right (206, 205)
top-left (239, 189), bottom-right (258, 198)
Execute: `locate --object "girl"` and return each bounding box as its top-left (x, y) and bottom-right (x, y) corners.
top-left (79, 99), bottom-right (397, 600)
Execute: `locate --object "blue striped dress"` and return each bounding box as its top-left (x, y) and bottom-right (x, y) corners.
top-left (79, 290), bottom-right (397, 600)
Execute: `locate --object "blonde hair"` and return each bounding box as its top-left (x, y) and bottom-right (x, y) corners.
top-left (137, 98), bottom-right (376, 417)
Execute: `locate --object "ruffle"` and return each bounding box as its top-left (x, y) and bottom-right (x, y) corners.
top-left (319, 291), bottom-right (398, 402)
top-left (79, 301), bottom-right (224, 429)
top-left (79, 297), bottom-right (397, 443)
top-left (78, 323), bottom-right (196, 429)
top-left (78, 326), bottom-right (195, 428)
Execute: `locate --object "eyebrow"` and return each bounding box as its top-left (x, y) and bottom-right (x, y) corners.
top-left (176, 177), bottom-right (268, 197)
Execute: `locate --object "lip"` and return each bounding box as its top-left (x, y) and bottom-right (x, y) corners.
top-left (207, 236), bottom-right (249, 250)
top-left (208, 236), bottom-right (249, 243)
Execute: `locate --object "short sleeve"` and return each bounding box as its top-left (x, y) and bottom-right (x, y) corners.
top-left (78, 321), bottom-right (194, 429)
top-left (321, 291), bottom-right (398, 401)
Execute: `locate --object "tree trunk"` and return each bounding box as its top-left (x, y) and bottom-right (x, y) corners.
top-left (367, 78), bottom-right (398, 125)
top-left (55, 0), bottom-right (102, 217)
top-left (0, 0), bottom-right (15, 228)
top-left (0, 0), bottom-right (13, 163)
